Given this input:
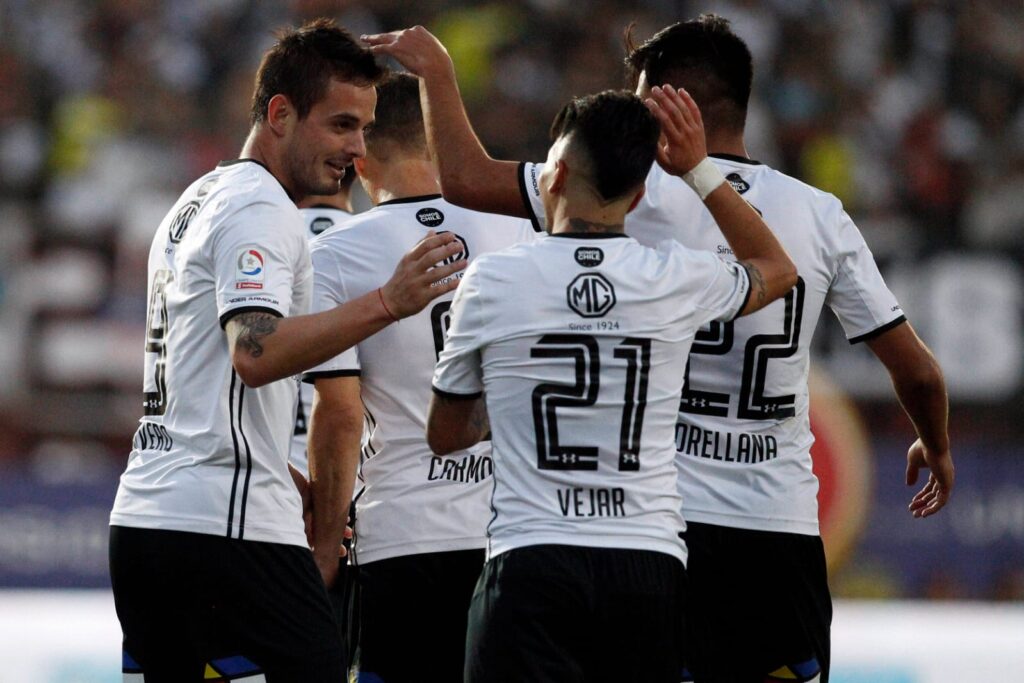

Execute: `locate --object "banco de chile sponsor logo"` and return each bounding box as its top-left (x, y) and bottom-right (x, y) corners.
top-left (310, 216), bottom-right (333, 235)
top-left (574, 247), bottom-right (604, 267)
top-left (726, 172), bottom-right (750, 194)
top-left (416, 207), bottom-right (445, 227)
top-left (566, 273), bottom-right (616, 318)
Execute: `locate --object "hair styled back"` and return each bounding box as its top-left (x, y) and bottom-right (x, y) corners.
top-left (625, 14), bottom-right (752, 133)
top-left (549, 90), bottom-right (659, 202)
top-left (365, 72), bottom-right (428, 160)
top-left (250, 17), bottom-right (386, 125)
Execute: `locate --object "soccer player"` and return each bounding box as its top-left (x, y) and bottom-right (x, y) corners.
top-left (292, 168), bottom-right (358, 474)
top-left (291, 173), bottom-right (359, 667)
top-left (368, 19), bottom-right (953, 683)
top-left (427, 86), bottom-right (796, 682)
top-left (108, 20), bottom-right (465, 682)
top-left (303, 72), bottom-right (537, 682)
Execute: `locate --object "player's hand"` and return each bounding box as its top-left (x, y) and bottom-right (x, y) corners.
top-left (287, 464), bottom-right (315, 546)
top-left (380, 231), bottom-right (466, 319)
top-left (362, 26), bottom-right (453, 79)
top-left (643, 86), bottom-right (708, 178)
top-left (906, 438), bottom-right (954, 518)
top-left (314, 548), bottom-right (340, 588)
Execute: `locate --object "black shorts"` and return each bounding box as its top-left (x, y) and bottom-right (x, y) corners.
top-left (109, 526), bottom-right (345, 682)
top-left (465, 544), bottom-right (687, 683)
top-left (682, 522), bottom-right (831, 683)
top-left (356, 547), bottom-right (485, 683)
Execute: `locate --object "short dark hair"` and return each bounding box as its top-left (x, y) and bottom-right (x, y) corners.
top-left (250, 18), bottom-right (386, 125)
top-left (625, 14), bottom-right (752, 133)
top-left (549, 90), bottom-right (659, 201)
top-left (365, 72), bottom-right (427, 160)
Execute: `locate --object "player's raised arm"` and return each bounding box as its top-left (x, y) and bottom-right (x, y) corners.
top-left (227, 231), bottom-right (465, 388)
top-left (362, 26), bottom-right (526, 217)
top-left (645, 85), bottom-right (796, 316)
top-left (866, 323), bottom-right (954, 518)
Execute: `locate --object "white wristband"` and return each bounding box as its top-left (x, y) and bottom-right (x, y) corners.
top-left (682, 157), bottom-right (726, 201)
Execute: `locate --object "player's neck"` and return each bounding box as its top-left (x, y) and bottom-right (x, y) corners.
top-left (548, 202), bottom-right (626, 236)
top-left (365, 159), bottom-right (441, 206)
top-left (238, 128), bottom-right (301, 201)
top-left (705, 129), bottom-right (749, 160)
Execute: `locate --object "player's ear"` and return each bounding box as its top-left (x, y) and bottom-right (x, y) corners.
top-left (627, 185), bottom-right (646, 213)
top-left (549, 159), bottom-right (568, 195)
top-left (353, 156), bottom-right (367, 176)
top-left (266, 94), bottom-right (292, 137)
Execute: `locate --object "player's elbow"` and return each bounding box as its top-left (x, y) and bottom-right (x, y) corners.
top-left (893, 353), bottom-right (946, 398)
top-left (231, 354), bottom-right (274, 388)
top-left (438, 170), bottom-right (478, 210)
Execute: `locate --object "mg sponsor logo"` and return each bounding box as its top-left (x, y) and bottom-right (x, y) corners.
top-left (566, 273), bottom-right (616, 318)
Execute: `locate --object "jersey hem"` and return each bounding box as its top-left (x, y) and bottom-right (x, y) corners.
top-left (848, 314), bottom-right (907, 344)
top-left (353, 536), bottom-right (486, 565)
top-left (517, 161), bottom-right (544, 233)
top-left (488, 533), bottom-right (687, 564)
top-left (431, 385), bottom-right (483, 400)
top-left (680, 509), bottom-right (820, 536)
top-left (302, 369), bottom-right (361, 383)
top-left (218, 305), bottom-right (284, 329)
top-left (108, 513), bottom-right (308, 547)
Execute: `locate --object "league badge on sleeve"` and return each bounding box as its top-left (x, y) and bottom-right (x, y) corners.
top-left (235, 248), bottom-right (266, 289)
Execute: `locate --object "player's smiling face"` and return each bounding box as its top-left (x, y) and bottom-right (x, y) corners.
top-left (286, 77), bottom-right (376, 199)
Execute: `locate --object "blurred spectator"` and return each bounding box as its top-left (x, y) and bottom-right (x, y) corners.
top-left (0, 0), bottom-right (1022, 601)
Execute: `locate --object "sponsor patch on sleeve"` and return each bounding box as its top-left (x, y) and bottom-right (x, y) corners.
top-left (235, 248), bottom-right (266, 289)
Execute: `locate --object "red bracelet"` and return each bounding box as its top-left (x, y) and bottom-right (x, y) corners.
top-left (377, 287), bottom-right (399, 323)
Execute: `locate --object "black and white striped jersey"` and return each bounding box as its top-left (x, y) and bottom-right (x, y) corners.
top-left (111, 160), bottom-right (312, 547)
top-left (519, 157), bottom-right (903, 535)
top-left (433, 233), bottom-right (750, 564)
top-left (303, 195), bottom-right (536, 565)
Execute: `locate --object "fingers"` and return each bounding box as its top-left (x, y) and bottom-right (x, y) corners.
top-left (645, 87), bottom-right (683, 140)
top-left (905, 458), bottom-right (920, 486)
top-left (909, 475), bottom-right (950, 518)
top-left (415, 239), bottom-right (463, 271)
top-left (360, 31), bottom-right (398, 47)
top-left (407, 230), bottom-right (456, 261)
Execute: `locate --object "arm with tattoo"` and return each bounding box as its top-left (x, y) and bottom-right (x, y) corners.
top-left (426, 392), bottom-right (489, 455)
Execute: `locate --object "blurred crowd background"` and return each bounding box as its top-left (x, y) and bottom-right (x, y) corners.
top-left (0, 0), bottom-right (1021, 602)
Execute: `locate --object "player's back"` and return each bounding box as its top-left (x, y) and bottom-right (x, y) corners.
top-left (445, 232), bottom-right (749, 562)
top-left (635, 156), bottom-right (904, 534)
top-left (307, 195), bottom-right (536, 564)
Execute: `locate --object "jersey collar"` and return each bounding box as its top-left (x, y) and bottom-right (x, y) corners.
top-left (377, 194), bottom-right (443, 207)
top-left (709, 152), bottom-right (763, 166)
top-left (218, 158), bottom-right (295, 200)
top-left (550, 232), bottom-right (630, 239)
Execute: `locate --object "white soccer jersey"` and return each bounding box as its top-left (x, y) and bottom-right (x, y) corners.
top-left (433, 233), bottom-right (751, 563)
top-left (520, 157), bottom-right (904, 535)
top-left (290, 205), bottom-right (353, 474)
top-left (110, 160), bottom-right (312, 547)
top-left (304, 195), bottom-right (537, 565)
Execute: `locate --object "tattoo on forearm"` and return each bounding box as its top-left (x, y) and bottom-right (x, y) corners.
top-left (231, 312), bottom-right (279, 358)
top-left (568, 217), bottom-right (624, 234)
top-left (469, 400), bottom-right (490, 440)
top-left (740, 260), bottom-right (767, 309)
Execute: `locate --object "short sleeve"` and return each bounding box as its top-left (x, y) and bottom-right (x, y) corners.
top-left (517, 162), bottom-right (547, 233)
top-left (432, 261), bottom-right (487, 398)
top-left (213, 201), bottom-right (304, 328)
top-left (302, 239), bottom-right (360, 381)
top-left (683, 246), bottom-right (751, 325)
top-left (824, 209), bottom-right (905, 343)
